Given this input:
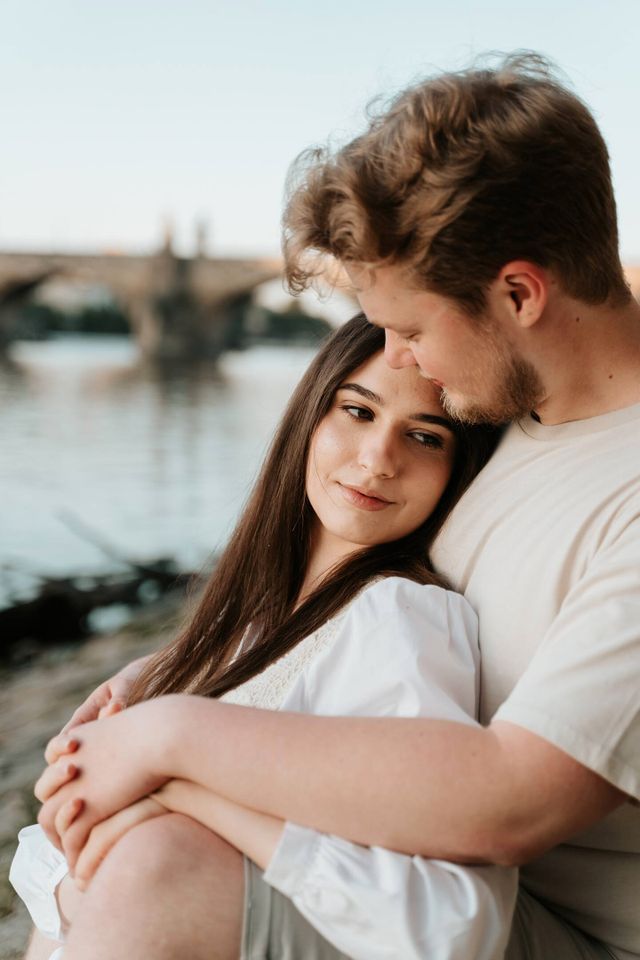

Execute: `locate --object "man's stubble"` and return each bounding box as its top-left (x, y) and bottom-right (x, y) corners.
top-left (439, 331), bottom-right (545, 426)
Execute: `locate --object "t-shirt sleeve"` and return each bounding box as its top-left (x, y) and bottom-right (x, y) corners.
top-left (495, 512), bottom-right (640, 799)
top-left (266, 578), bottom-right (517, 960)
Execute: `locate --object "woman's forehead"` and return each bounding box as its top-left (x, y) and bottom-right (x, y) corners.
top-left (341, 352), bottom-right (445, 414)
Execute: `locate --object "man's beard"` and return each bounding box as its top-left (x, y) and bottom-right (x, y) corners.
top-left (440, 345), bottom-right (545, 426)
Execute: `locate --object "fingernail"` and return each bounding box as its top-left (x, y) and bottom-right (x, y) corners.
top-left (66, 762), bottom-right (78, 777)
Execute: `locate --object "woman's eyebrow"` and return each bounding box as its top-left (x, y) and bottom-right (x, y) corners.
top-left (411, 413), bottom-right (456, 432)
top-left (339, 382), bottom-right (382, 404)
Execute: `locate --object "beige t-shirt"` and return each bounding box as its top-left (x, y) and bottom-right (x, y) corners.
top-left (432, 402), bottom-right (640, 956)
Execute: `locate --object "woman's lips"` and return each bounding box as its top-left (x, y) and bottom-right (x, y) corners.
top-left (338, 483), bottom-right (393, 511)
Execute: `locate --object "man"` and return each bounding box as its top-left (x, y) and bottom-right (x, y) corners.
top-left (35, 53), bottom-right (640, 959)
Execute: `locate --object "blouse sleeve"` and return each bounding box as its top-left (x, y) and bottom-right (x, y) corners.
top-left (264, 577), bottom-right (517, 960)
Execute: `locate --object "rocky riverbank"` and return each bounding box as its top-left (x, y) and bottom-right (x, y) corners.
top-left (0, 591), bottom-right (187, 959)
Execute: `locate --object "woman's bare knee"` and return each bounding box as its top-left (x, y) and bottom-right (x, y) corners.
top-left (84, 812), bottom-right (245, 926)
top-left (65, 814), bottom-right (245, 960)
top-left (94, 812), bottom-right (241, 887)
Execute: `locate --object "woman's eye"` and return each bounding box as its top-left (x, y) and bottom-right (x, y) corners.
top-left (342, 404), bottom-right (373, 421)
top-left (411, 431), bottom-right (444, 449)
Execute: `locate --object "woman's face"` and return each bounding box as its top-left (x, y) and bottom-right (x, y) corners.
top-left (306, 351), bottom-right (457, 556)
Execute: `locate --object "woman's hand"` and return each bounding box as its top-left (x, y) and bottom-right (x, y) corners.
top-left (35, 700), bottom-right (173, 868)
top-left (57, 796), bottom-right (167, 891)
top-left (55, 655), bottom-right (152, 743)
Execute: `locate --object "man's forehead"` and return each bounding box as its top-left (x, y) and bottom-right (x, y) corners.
top-left (347, 261), bottom-right (413, 299)
top-left (343, 261), bottom-right (369, 291)
top-left (361, 310), bottom-right (415, 333)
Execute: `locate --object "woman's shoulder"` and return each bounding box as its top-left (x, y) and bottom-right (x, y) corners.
top-left (294, 575), bottom-right (480, 721)
top-left (335, 575), bottom-right (480, 679)
top-left (349, 575), bottom-right (477, 634)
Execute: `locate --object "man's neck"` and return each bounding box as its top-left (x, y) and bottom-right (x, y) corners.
top-left (531, 294), bottom-right (640, 426)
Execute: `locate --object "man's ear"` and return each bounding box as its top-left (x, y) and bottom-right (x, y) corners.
top-left (497, 261), bottom-right (549, 329)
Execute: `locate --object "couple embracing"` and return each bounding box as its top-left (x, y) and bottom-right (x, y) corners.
top-left (12, 53), bottom-right (640, 960)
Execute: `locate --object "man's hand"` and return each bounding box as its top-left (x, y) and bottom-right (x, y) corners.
top-left (36, 700), bottom-right (171, 868)
top-left (57, 655), bottom-right (151, 740)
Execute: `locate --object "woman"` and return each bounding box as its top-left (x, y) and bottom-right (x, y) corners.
top-left (13, 315), bottom-right (515, 960)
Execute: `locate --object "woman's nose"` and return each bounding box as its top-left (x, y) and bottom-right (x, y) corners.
top-left (358, 430), bottom-right (397, 478)
top-left (384, 330), bottom-right (416, 369)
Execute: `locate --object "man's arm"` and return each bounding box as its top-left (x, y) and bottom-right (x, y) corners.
top-left (161, 698), bottom-right (627, 866)
top-left (159, 532), bottom-right (638, 865)
top-left (39, 694), bottom-right (626, 869)
top-left (40, 694), bottom-right (626, 868)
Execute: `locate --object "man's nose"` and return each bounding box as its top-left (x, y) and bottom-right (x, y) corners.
top-left (384, 330), bottom-right (416, 369)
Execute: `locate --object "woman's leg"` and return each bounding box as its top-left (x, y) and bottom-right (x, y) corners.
top-left (23, 873), bottom-right (84, 959)
top-left (23, 928), bottom-right (62, 960)
top-left (63, 813), bottom-right (244, 960)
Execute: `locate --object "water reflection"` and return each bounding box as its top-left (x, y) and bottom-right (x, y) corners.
top-left (1, 336), bottom-right (316, 606)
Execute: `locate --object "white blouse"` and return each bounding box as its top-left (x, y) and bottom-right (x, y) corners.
top-left (11, 576), bottom-right (516, 960)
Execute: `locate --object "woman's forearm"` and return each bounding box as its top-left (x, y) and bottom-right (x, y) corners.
top-left (151, 777), bottom-right (284, 870)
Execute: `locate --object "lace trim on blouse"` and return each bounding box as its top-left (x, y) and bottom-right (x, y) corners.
top-left (221, 608), bottom-right (349, 711)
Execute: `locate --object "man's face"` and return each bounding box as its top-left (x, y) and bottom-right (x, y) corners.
top-left (347, 263), bottom-right (544, 425)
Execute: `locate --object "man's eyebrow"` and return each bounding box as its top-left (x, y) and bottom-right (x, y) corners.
top-left (338, 383), bottom-right (455, 432)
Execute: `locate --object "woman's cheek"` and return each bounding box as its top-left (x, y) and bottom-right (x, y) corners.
top-left (311, 418), bottom-right (352, 473)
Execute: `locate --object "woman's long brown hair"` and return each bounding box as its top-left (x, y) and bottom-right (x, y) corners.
top-left (128, 315), bottom-right (499, 704)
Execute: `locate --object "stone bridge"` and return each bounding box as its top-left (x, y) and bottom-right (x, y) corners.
top-left (1, 250), bottom-right (638, 360)
top-left (0, 242), bottom-right (282, 360)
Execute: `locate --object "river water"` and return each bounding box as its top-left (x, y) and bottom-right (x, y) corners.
top-left (1, 336), bottom-right (317, 610)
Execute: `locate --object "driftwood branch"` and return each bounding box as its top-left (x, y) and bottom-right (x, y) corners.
top-left (1, 513), bottom-right (201, 657)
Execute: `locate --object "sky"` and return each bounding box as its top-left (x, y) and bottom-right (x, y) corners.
top-left (1, 0), bottom-right (639, 265)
